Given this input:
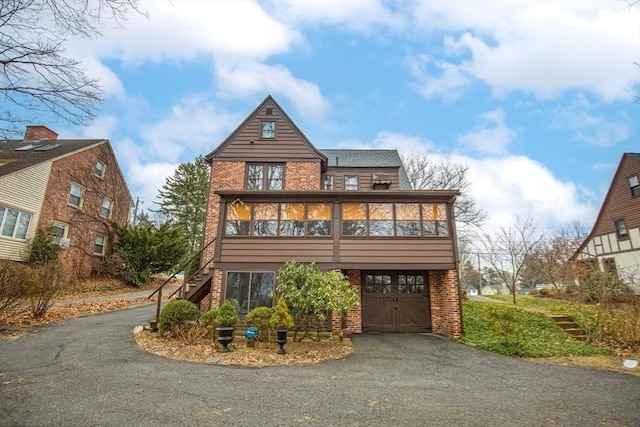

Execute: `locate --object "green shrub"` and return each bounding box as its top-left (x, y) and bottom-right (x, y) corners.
top-left (214, 300), bottom-right (238, 328)
top-left (269, 297), bottom-right (294, 330)
top-left (23, 227), bottom-right (62, 267)
top-left (201, 308), bottom-right (218, 339)
top-left (246, 306), bottom-right (274, 342)
top-left (158, 300), bottom-right (199, 335)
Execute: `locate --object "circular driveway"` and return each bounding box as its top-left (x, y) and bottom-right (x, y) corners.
top-left (1, 304), bottom-right (638, 426)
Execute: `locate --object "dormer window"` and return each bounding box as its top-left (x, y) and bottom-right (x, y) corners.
top-left (344, 176), bottom-right (358, 191)
top-left (323, 176), bottom-right (334, 190)
top-left (628, 175), bottom-right (639, 197)
top-left (261, 121), bottom-right (276, 139)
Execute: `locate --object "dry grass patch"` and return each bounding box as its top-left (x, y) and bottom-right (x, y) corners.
top-left (134, 330), bottom-right (354, 367)
top-left (527, 353), bottom-right (640, 377)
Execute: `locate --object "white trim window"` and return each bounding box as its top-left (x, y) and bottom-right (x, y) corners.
top-left (95, 160), bottom-right (106, 178)
top-left (68, 182), bottom-right (85, 208)
top-left (94, 234), bottom-right (107, 255)
top-left (51, 222), bottom-right (70, 247)
top-left (0, 206), bottom-right (32, 240)
top-left (101, 197), bottom-right (113, 218)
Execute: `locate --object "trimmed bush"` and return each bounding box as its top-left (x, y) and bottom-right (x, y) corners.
top-left (201, 308), bottom-right (218, 339)
top-left (158, 300), bottom-right (199, 335)
top-left (245, 306), bottom-right (274, 342)
top-left (269, 297), bottom-right (294, 330)
top-left (214, 300), bottom-right (238, 328)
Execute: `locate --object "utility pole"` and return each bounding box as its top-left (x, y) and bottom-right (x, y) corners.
top-left (132, 197), bottom-right (141, 225)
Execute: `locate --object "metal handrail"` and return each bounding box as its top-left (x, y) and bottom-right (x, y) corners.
top-left (148, 237), bottom-right (216, 328)
top-left (167, 251), bottom-right (217, 300)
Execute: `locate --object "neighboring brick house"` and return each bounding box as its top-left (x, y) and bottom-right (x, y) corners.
top-left (190, 96), bottom-right (462, 338)
top-left (0, 126), bottom-right (133, 277)
top-left (572, 153), bottom-right (640, 293)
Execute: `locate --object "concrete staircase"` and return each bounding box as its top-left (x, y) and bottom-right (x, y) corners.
top-left (549, 315), bottom-right (587, 341)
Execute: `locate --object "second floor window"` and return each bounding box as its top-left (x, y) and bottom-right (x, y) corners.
top-left (323, 176), bottom-right (334, 190)
top-left (614, 219), bottom-right (628, 239)
top-left (246, 164), bottom-right (284, 190)
top-left (344, 176), bottom-right (358, 191)
top-left (68, 182), bottom-right (85, 208)
top-left (101, 198), bottom-right (113, 218)
top-left (628, 175), bottom-right (639, 197)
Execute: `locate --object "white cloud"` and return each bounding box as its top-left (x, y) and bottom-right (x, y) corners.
top-left (140, 96), bottom-right (242, 162)
top-left (407, 54), bottom-right (472, 101)
top-left (126, 160), bottom-right (179, 201)
top-left (71, 1), bottom-right (299, 63)
top-left (268, 0), bottom-right (407, 33)
top-left (551, 96), bottom-right (630, 147)
top-left (410, 2), bottom-right (640, 101)
top-left (215, 60), bottom-right (330, 119)
top-left (457, 109), bottom-right (517, 155)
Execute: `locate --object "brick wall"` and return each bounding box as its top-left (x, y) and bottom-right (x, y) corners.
top-left (202, 161), bottom-right (245, 267)
top-left (38, 142), bottom-right (131, 277)
top-left (429, 270), bottom-right (462, 338)
top-left (330, 269), bottom-right (362, 335)
top-left (286, 162), bottom-right (321, 190)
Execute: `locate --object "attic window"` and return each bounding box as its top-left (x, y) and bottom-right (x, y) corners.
top-left (614, 219), bottom-right (628, 239)
top-left (15, 143), bottom-right (43, 151)
top-left (628, 175), bottom-right (639, 197)
top-left (261, 121), bottom-right (275, 139)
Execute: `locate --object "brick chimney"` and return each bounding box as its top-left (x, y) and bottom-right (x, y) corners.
top-left (24, 125), bottom-right (58, 141)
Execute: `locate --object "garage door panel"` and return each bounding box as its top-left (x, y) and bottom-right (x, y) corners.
top-left (362, 296), bottom-right (394, 332)
top-left (396, 296), bottom-right (430, 332)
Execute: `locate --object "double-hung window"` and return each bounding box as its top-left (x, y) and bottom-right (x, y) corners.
top-left (344, 176), bottom-right (358, 191)
top-left (260, 121), bottom-right (276, 139)
top-left (246, 164), bottom-right (284, 190)
top-left (95, 160), bottom-right (106, 178)
top-left (94, 234), bottom-right (107, 255)
top-left (69, 182), bottom-right (85, 208)
top-left (0, 206), bottom-right (32, 240)
top-left (101, 197), bottom-right (113, 218)
top-left (628, 175), bottom-right (640, 197)
top-left (615, 219), bottom-right (628, 239)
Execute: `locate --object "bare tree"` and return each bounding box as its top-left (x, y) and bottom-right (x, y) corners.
top-left (528, 223), bottom-right (587, 294)
top-left (401, 153), bottom-right (486, 228)
top-left (479, 216), bottom-right (546, 304)
top-left (0, 0), bottom-right (142, 138)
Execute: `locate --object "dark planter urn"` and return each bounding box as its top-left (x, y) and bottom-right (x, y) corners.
top-left (216, 326), bottom-right (235, 352)
top-left (275, 329), bottom-right (288, 354)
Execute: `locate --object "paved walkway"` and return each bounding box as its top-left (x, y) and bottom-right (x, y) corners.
top-left (1, 304), bottom-right (638, 426)
top-left (52, 285), bottom-right (181, 306)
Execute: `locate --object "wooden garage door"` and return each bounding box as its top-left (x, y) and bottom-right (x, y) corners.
top-left (361, 272), bottom-right (430, 333)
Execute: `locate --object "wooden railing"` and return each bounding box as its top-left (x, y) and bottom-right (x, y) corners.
top-left (148, 238), bottom-right (216, 328)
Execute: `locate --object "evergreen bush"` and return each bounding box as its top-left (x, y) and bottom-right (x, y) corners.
top-left (158, 300), bottom-right (199, 335)
top-left (245, 306), bottom-right (274, 342)
top-left (269, 297), bottom-right (294, 330)
top-left (214, 300), bottom-right (238, 328)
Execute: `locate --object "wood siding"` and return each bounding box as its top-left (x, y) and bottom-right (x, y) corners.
top-left (591, 154), bottom-right (640, 237)
top-left (339, 239), bottom-right (455, 266)
top-left (219, 239), bottom-right (334, 263)
top-left (212, 101), bottom-right (323, 162)
top-left (0, 162), bottom-right (51, 260)
top-left (325, 167), bottom-right (401, 190)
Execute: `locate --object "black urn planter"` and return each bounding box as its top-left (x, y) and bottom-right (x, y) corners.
top-left (275, 329), bottom-right (288, 354)
top-left (216, 326), bottom-right (235, 352)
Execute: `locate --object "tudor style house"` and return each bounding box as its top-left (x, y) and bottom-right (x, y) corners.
top-left (572, 153), bottom-right (640, 293)
top-left (193, 96), bottom-right (461, 338)
top-left (0, 126), bottom-right (133, 277)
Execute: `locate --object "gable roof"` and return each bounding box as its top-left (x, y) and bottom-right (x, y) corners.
top-left (0, 139), bottom-right (105, 178)
top-left (205, 95), bottom-right (326, 162)
top-left (320, 149), bottom-right (412, 189)
top-left (572, 152), bottom-right (640, 260)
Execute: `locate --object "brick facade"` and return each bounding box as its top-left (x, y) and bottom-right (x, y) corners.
top-left (285, 162), bottom-right (321, 190)
top-left (429, 270), bottom-right (462, 338)
top-left (331, 269), bottom-right (363, 335)
top-left (38, 143), bottom-right (131, 277)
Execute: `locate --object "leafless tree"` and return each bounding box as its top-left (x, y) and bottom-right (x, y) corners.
top-left (401, 153), bottom-right (486, 228)
top-left (479, 216), bottom-right (546, 304)
top-left (0, 0), bottom-right (142, 138)
top-left (527, 223), bottom-right (587, 294)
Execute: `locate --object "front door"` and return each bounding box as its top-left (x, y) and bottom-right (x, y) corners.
top-left (361, 272), bottom-right (430, 333)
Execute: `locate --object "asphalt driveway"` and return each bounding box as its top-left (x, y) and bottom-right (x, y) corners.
top-left (1, 304), bottom-right (638, 426)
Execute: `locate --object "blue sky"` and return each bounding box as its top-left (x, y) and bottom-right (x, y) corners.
top-left (51, 0), bottom-right (639, 233)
